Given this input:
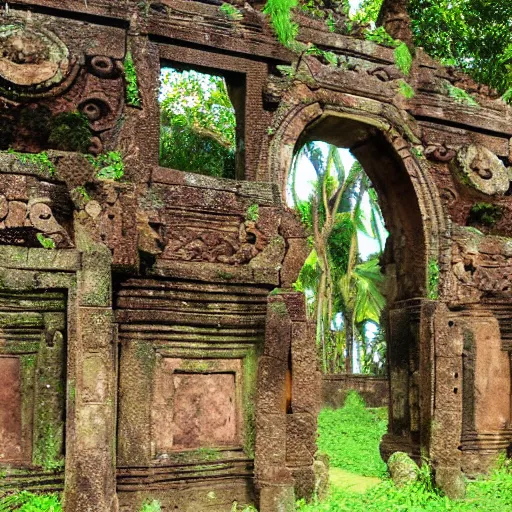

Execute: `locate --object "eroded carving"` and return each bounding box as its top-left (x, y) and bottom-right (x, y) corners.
top-left (453, 144), bottom-right (509, 195)
top-left (0, 23), bottom-right (70, 89)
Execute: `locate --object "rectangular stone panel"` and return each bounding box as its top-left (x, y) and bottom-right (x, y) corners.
top-left (153, 359), bottom-right (238, 453)
top-left (0, 357), bottom-right (22, 462)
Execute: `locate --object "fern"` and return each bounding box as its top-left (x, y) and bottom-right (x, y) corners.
top-left (394, 42), bottom-right (413, 76)
top-left (263, 0), bottom-right (298, 48)
top-left (306, 45), bottom-right (338, 66)
top-left (364, 26), bottom-right (399, 48)
top-left (398, 80), bottom-right (415, 99)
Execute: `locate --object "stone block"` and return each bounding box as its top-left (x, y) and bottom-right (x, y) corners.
top-left (78, 308), bottom-right (114, 350)
top-left (286, 413), bottom-right (316, 467)
top-left (257, 355), bottom-right (287, 413)
top-left (255, 413), bottom-right (287, 468)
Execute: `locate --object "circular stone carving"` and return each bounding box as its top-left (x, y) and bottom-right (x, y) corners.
top-left (90, 56), bottom-right (115, 78)
top-left (0, 23), bottom-right (69, 89)
top-left (454, 144), bottom-right (509, 195)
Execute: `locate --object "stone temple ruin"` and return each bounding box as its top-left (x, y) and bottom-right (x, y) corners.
top-left (0, 1), bottom-right (511, 510)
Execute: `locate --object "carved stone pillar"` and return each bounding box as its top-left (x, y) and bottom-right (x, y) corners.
top-left (63, 233), bottom-right (117, 512)
top-left (255, 292), bottom-right (321, 512)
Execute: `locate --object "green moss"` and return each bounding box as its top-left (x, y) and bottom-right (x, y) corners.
top-left (68, 379), bottom-right (76, 402)
top-left (410, 147), bottom-right (424, 160)
top-left (220, 3), bottom-right (243, 20)
top-left (242, 351), bottom-right (258, 458)
top-left (398, 80), bottom-right (415, 99)
top-left (36, 233), bottom-right (56, 250)
top-left (73, 186), bottom-right (91, 202)
top-left (217, 270), bottom-right (235, 280)
top-left (269, 287), bottom-right (283, 296)
top-left (86, 151), bottom-right (124, 181)
top-left (181, 360), bottom-right (210, 372)
top-left (270, 301), bottom-right (288, 317)
top-left (468, 202), bottom-right (503, 227)
top-left (33, 421), bottom-right (64, 472)
top-left (48, 111), bottom-right (92, 152)
top-left (7, 149), bottom-right (56, 176)
top-left (125, 52), bottom-right (142, 107)
top-left (394, 43), bottom-right (413, 76)
top-left (445, 83), bottom-right (479, 107)
top-left (135, 342), bottom-right (156, 378)
top-left (427, 258), bottom-right (439, 300)
top-left (246, 204), bottom-right (260, 222)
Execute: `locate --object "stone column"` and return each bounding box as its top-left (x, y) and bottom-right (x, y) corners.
top-left (255, 292), bottom-right (321, 512)
top-left (63, 233), bottom-right (117, 512)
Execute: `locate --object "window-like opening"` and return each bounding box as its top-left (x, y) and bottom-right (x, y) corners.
top-left (159, 64), bottom-right (245, 179)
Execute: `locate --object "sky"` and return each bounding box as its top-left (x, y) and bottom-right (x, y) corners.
top-left (289, 143), bottom-right (388, 261)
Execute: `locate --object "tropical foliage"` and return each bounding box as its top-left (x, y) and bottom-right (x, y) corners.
top-left (159, 69), bottom-right (236, 178)
top-left (291, 142), bottom-right (387, 375)
top-left (355, 0), bottom-right (512, 99)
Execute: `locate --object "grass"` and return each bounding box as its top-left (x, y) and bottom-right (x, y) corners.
top-left (298, 458), bottom-right (512, 511)
top-left (305, 391), bottom-right (512, 511)
top-left (0, 491), bottom-right (61, 511)
top-left (317, 392), bottom-right (388, 478)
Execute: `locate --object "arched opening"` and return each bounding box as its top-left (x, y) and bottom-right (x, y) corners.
top-left (256, 104), bottom-right (446, 506)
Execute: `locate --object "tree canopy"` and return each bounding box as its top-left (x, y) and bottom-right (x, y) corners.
top-left (159, 69), bottom-right (236, 178)
top-left (356, 0), bottom-right (512, 97)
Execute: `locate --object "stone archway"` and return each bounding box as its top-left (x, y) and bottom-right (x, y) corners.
top-left (254, 80), bottom-right (465, 508)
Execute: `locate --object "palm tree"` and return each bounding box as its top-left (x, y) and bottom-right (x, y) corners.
top-left (291, 142), bottom-right (386, 374)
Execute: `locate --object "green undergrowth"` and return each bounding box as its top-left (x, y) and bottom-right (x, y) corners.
top-left (263, 0), bottom-right (299, 47)
top-left (445, 83), bottom-right (479, 107)
top-left (298, 456), bottom-right (512, 512)
top-left (220, 3), bottom-right (243, 20)
top-left (317, 392), bottom-right (388, 478)
top-left (0, 491), bottom-right (61, 512)
top-left (139, 500), bottom-right (161, 512)
top-left (394, 43), bottom-right (413, 76)
top-left (398, 80), bottom-right (415, 99)
top-left (427, 258), bottom-right (440, 300)
top-left (0, 493), bottom-right (163, 511)
top-left (6, 149), bottom-right (56, 177)
top-left (85, 151), bottom-right (124, 180)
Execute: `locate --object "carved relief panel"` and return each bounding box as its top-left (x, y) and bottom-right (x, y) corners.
top-left (0, 11), bottom-right (126, 155)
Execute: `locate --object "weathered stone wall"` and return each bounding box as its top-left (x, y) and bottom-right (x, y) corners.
top-left (0, 0), bottom-right (511, 510)
top-left (322, 374), bottom-right (389, 409)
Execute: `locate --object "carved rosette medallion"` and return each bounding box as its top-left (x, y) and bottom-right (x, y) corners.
top-left (0, 23), bottom-right (71, 93)
top-left (454, 144), bottom-right (509, 195)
